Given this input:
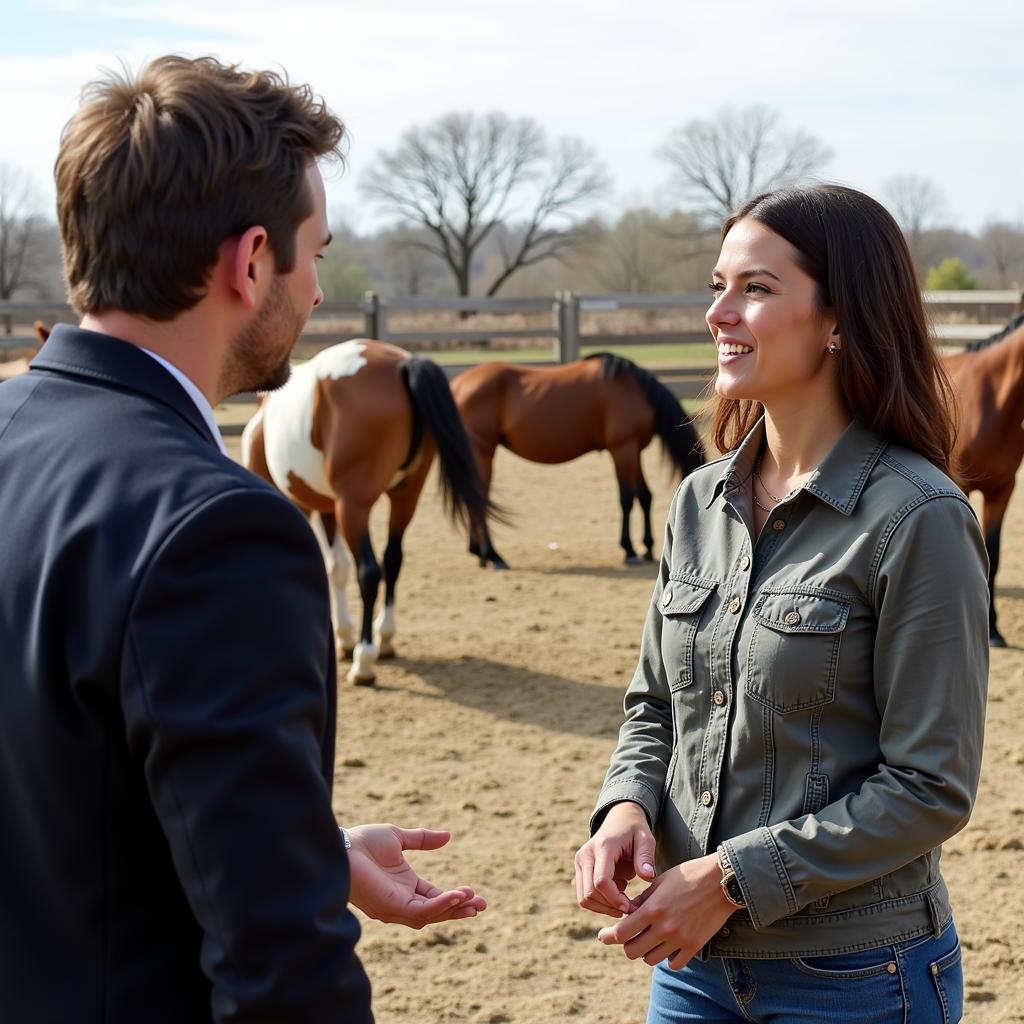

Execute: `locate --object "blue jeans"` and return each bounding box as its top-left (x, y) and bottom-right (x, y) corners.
top-left (647, 919), bottom-right (963, 1024)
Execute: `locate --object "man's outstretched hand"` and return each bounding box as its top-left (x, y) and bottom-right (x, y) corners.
top-left (346, 824), bottom-right (487, 929)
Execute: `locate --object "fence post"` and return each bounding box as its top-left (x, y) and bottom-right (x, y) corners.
top-left (555, 291), bottom-right (580, 363)
top-left (363, 291), bottom-right (380, 340)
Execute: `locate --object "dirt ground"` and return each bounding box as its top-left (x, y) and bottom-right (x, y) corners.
top-left (225, 436), bottom-right (1024, 1024)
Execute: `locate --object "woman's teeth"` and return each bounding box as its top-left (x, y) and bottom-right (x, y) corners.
top-left (720, 344), bottom-right (753, 356)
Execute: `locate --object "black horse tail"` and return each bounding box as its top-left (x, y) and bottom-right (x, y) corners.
top-left (399, 357), bottom-right (493, 537)
top-left (586, 352), bottom-right (705, 477)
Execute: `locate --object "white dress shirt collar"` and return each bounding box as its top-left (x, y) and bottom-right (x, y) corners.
top-left (138, 348), bottom-right (227, 455)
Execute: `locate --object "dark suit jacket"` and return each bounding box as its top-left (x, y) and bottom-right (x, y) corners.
top-left (0, 326), bottom-right (372, 1022)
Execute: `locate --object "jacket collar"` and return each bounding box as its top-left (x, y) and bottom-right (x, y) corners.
top-left (706, 416), bottom-right (887, 516)
top-left (31, 324), bottom-right (221, 450)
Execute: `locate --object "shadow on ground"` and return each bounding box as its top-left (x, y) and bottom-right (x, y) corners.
top-left (396, 654), bottom-right (627, 739)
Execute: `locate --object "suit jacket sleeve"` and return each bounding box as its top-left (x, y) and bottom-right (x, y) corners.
top-left (121, 486), bottom-right (372, 1023)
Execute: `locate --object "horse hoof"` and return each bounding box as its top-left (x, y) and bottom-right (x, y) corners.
top-left (340, 646), bottom-right (355, 660)
top-left (990, 632), bottom-right (1008, 649)
top-left (347, 670), bottom-right (377, 686)
top-left (491, 560), bottom-right (510, 571)
top-left (624, 554), bottom-right (643, 566)
top-left (378, 640), bottom-right (396, 659)
top-left (643, 551), bottom-right (655, 563)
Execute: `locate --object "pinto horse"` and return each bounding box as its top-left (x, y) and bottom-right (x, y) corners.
top-left (451, 352), bottom-right (705, 568)
top-left (944, 311), bottom-right (1024, 647)
top-left (243, 339), bottom-right (490, 684)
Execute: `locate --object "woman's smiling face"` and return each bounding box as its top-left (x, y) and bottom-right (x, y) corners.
top-left (706, 218), bottom-right (838, 405)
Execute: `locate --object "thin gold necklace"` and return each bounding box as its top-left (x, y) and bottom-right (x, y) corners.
top-left (754, 459), bottom-right (785, 504)
top-left (753, 456), bottom-right (802, 514)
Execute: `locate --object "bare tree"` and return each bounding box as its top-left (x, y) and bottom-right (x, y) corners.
top-left (0, 164), bottom-right (45, 304)
top-left (361, 112), bottom-right (608, 297)
top-left (882, 174), bottom-right (948, 270)
top-left (979, 220), bottom-right (1024, 288)
top-left (656, 106), bottom-right (831, 223)
top-left (374, 225), bottom-right (449, 296)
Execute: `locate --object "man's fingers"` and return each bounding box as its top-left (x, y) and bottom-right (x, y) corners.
top-left (393, 827), bottom-right (451, 852)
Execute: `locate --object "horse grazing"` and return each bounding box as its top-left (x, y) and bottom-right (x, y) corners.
top-left (943, 310), bottom-right (1024, 647)
top-left (243, 339), bottom-right (490, 685)
top-left (451, 352), bottom-right (705, 568)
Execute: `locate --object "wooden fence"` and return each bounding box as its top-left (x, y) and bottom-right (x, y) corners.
top-left (3, 290), bottom-right (1020, 371)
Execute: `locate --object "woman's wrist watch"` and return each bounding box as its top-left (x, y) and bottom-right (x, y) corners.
top-left (717, 847), bottom-right (746, 909)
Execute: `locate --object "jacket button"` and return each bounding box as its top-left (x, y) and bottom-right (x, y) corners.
top-left (728, 597), bottom-right (741, 613)
top-left (784, 611), bottom-right (801, 626)
top-left (719, 926), bottom-right (731, 938)
top-left (713, 690), bottom-right (726, 706)
top-left (772, 519), bottom-right (786, 532)
top-left (701, 790), bottom-right (714, 806)
top-left (662, 588), bottom-right (673, 606)
top-left (739, 554), bottom-right (750, 570)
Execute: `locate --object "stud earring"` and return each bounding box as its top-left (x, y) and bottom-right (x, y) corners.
top-left (827, 343), bottom-right (840, 355)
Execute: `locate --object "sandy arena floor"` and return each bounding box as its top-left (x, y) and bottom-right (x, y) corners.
top-left (225, 436), bottom-right (1024, 1024)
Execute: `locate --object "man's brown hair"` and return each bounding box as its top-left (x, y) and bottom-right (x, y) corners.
top-left (56, 55), bottom-right (345, 320)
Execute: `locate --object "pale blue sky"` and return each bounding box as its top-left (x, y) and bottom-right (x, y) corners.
top-left (3, 0), bottom-right (1022, 234)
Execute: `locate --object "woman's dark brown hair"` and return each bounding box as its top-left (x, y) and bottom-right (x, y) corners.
top-left (56, 55), bottom-right (345, 320)
top-left (705, 183), bottom-right (957, 474)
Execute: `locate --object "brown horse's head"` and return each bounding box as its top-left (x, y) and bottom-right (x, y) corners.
top-left (33, 321), bottom-right (51, 348)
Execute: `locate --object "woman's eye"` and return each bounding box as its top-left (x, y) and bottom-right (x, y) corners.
top-left (746, 283), bottom-right (769, 294)
top-left (707, 282), bottom-right (724, 293)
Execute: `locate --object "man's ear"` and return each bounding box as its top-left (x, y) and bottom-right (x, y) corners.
top-left (226, 226), bottom-right (271, 310)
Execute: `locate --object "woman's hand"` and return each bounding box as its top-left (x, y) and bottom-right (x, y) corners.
top-left (574, 801), bottom-right (657, 918)
top-left (596, 852), bottom-right (734, 969)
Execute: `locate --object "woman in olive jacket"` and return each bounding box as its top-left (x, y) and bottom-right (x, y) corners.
top-left (574, 184), bottom-right (988, 1023)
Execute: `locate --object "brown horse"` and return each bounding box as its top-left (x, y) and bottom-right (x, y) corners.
top-left (451, 352), bottom-right (705, 568)
top-left (243, 339), bottom-right (490, 684)
top-left (943, 311), bottom-right (1024, 647)
top-left (0, 321), bottom-right (48, 379)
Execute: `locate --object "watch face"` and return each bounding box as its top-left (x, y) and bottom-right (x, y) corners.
top-left (726, 876), bottom-right (744, 906)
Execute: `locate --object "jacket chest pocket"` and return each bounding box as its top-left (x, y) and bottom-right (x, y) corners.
top-left (658, 576), bottom-right (717, 692)
top-left (744, 590), bottom-right (850, 713)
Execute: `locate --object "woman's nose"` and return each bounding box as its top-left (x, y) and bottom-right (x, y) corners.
top-left (707, 293), bottom-right (740, 330)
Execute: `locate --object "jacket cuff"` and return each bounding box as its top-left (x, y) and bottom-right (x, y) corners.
top-left (590, 778), bottom-right (661, 836)
top-left (723, 828), bottom-right (798, 930)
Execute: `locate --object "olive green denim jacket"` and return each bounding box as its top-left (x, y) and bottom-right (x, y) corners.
top-left (592, 418), bottom-right (989, 958)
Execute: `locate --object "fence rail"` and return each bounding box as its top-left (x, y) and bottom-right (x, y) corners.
top-left (3, 290), bottom-right (1020, 362)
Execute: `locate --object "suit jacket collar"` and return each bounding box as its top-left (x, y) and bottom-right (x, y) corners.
top-left (32, 324), bottom-right (221, 450)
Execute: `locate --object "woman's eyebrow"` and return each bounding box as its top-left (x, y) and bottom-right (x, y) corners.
top-left (711, 267), bottom-right (783, 282)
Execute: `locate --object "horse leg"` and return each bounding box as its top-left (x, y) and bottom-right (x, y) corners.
top-left (468, 442), bottom-right (509, 570)
top-left (308, 510), bottom-right (357, 657)
top-left (338, 499), bottom-right (382, 685)
top-left (611, 443), bottom-right (641, 565)
top-left (637, 462), bottom-right (655, 562)
top-left (982, 483), bottom-right (1014, 648)
top-left (376, 461), bottom-right (431, 659)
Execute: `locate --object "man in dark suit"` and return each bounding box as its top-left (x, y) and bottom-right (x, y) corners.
top-left (0, 55), bottom-right (483, 1023)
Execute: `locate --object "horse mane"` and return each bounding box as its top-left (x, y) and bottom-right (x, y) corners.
top-left (964, 310), bottom-right (1024, 352)
top-left (585, 352), bottom-right (704, 476)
